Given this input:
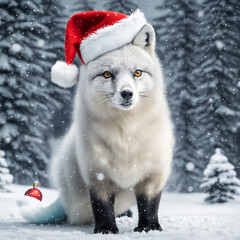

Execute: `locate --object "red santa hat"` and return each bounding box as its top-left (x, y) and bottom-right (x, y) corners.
top-left (51, 10), bottom-right (146, 88)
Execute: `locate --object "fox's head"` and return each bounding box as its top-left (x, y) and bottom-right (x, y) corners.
top-left (77, 24), bottom-right (164, 112)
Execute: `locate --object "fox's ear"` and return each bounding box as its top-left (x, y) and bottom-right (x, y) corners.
top-left (133, 23), bottom-right (155, 55)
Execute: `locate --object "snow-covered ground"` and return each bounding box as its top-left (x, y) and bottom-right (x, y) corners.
top-left (0, 185), bottom-right (239, 240)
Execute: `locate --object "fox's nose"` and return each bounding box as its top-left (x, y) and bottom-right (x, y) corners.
top-left (121, 90), bottom-right (133, 100)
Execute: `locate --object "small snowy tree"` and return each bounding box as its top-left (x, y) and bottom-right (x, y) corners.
top-left (201, 148), bottom-right (240, 203)
top-left (0, 150), bottom-right (13, 192)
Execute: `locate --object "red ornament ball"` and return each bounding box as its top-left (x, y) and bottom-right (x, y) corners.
top-left (24, 181), bottom-right (42, 201)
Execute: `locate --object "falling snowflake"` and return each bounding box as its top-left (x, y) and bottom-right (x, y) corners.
top-left (96, 173), bottom-right (105, 181)
top-left (187, 186), bottom-right (193, 192)
top-left (10, 43), bottom-right (22, 53)
top-left (198, 10), bottom-right (204, 17)
top-left (37, 39), bottom-right (45, 47)
top-left (215, 40), bottom-right (224, 50)
top-left (186, 162), bottom-right (195, 171)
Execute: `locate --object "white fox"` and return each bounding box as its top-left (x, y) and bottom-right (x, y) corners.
top-left (21, 12), bottom-right (174, 234)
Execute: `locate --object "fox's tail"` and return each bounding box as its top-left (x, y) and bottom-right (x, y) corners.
top-left (19, 198), bottom-right (67, 224)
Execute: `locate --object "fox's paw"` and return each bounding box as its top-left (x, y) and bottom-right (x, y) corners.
top-left (94, 223), bottom-right (119, 234)
top-left (134, 223), bottom-right (162, 233)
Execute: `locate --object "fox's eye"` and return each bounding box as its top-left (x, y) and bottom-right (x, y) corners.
top-left (103, 71), bottom-right (112, 78)
top-left (134, 70), bottom-right (142, 77)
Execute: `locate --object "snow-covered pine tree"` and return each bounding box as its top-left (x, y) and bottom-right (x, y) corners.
top-left (201, 148), bottom-right (240, 203)
top-left (71, 0), bottom-right (96, 14)
top-left (0, 150), bottom-right (14, 192)
top-left (191, 0), bottom-right (240, 178)
top-left (0, 0), bottom-right (66, 185)
top-left (154, 0), bottom-right (202, 192)
top-left (104, 0), bottom-right (138, 14)
top-left (41, 0), bottom-right (72, 138)
top-left (42, 0), bottom-right (66, 61)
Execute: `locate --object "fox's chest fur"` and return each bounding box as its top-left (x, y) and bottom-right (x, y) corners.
top-left (75, 96), bottom-right (170, 189)
top-left (90, 118), bottom-right (155, 188)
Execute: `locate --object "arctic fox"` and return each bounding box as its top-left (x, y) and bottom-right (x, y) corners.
top-left (22, 23), bottom-right (174, 234)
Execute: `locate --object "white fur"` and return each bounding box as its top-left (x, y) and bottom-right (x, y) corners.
top-left (80, 10), bottom-right (146, 64)
top-left (50, 25), bottom-right (174, 225)
top-left (51, 61), bottom-right (79, 88)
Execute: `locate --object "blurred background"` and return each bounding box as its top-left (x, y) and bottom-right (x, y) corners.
top-left (0, 0), bottom-right (240, 198)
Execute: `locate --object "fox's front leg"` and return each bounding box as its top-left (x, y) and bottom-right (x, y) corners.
top-left (134, 175), bottom-right (163, 232)
top-left (89, 181), bottom-right (118, 234)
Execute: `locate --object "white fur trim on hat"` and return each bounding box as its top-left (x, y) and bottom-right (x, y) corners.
top-left (51, 61), bottom-right (78, 88)
top-left (80, 9), bottom-right (146, 64)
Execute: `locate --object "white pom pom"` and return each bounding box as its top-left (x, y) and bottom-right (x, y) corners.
top-left (51, 61), bottom-right (79, 88)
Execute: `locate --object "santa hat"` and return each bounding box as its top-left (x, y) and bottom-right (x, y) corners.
top-left (51, 10), bottom-right (146, 88)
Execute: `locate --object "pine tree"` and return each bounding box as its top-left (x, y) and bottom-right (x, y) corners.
top-left (0, 150), bottom-right (13, 192)
top-left (71, 0), bottom-right (96, 14)
top-left (42, 0), bottom-right (66, 61)
top-left (154, 0), bottom-right (202, 192)
top-left (104, 0), bottom-right (138, 14)
top-left (201, 148), bottom-right (240, 203)
top-left (42, 0), bottom-right (72, 138)
top-left (0, 0), bottom-right (67, 185)
top-left (191, 0), bottom-right (240, 178)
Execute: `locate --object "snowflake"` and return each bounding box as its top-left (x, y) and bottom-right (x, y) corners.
top-left (215, 40), bottom-right (224, 50)
top-left (208, 98), bottom-right (214, 104)
top-left (96, 173), bottom-right (105, 181)
top-left (198, 10), bottom-right (204, 17)
top-left (186, 162), bottom-right (195, 171)
top-left (37, 39), bottom-right (45, 47)
top-left (187, 186), bottom-right (193, 192)
top-left (10, 43), bottom-right (22, 53)
top-left (5, 136), bottom-right (11, 144)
